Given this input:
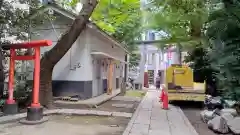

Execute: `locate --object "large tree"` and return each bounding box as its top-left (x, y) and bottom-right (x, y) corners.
top-left (149, 0), bottom-right (209, 41)
top-left (206, 0), bottom-right (240, 101)
top-left (91, 0), bottom-right (142, 53)
top-left (39, 0), bottom-right (98, 108)
top-left (146, 0), bottom-right (209, 63)
top-left (0, 0), bottom-right (41, 97)
top-left (93, 0), bottom-right (142, 67)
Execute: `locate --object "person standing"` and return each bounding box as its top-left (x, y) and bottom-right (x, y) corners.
top-left (155, 74), bottom-right (161, 89)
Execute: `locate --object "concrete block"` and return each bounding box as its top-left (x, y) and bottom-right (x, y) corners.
top-left (112, 112), bottom-right (132, 118)
top-left (95, 111), bottom-right (112, 116)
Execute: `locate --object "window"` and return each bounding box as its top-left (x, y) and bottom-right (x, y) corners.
top-left (159, 53), bottom-right (162, 64)
top-left (148, 53), bottom-right (152, 65)
top-left (152, 53), bottom-right (155, 64)
top-left (148, 32), bottom-right (155, 40)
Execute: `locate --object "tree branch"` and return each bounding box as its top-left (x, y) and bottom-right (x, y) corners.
top-left (41, 0), bottom-right (98, 66)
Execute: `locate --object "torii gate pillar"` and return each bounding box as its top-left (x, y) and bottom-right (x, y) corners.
top-left (2, 40), bottom-right (52, 123)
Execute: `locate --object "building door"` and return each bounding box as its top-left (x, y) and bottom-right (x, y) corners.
top-left (112, 64), bottom-right (116, 90)
top-left (148, 70), bottom-right (154, 84)
top-left (93, 59), bottom-right (103, 97)
top-left (97, 60), bottom-right (103, 95)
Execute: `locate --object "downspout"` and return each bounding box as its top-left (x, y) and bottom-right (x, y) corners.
top-left (124, 54), bottom-right (128, 82)
top-left (121, 54), bottom-right (128, 94)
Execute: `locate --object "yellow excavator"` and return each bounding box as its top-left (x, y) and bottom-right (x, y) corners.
top-left (165, 64), bottom-right (206, 102)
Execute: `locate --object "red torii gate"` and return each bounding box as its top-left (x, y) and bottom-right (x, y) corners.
top-left (2, 40), bottom-right (52, 122)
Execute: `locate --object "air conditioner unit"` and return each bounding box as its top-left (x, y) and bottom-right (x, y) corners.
top-left (48, 9), bottom-right (54, 15)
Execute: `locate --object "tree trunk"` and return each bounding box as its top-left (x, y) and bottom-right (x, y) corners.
top-left (39, 0), bottom-right (98, 108)
top-left (177, 43), bottom-right (182, 65)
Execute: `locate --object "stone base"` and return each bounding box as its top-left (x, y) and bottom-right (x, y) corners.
top-left (20, 116), bottom-right (49, 125)
top-left (27, 106), bottom-right (43, 121)
top-left (19, 106), bottom-right (48, 125)
top-left (3, 102), bottom-right (18, 115)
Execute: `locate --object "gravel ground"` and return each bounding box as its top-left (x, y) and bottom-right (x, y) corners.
top-left (0, 96), bottom-right (141, 135)
top-left (173, 101), bottom-right (232, 135)
top-left (54, 96), bottom-right (141, 114)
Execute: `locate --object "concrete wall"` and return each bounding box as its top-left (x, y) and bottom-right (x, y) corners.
top-left (87, 27), bottom-right (126, 62)
top-left (30, 13), bottom-right (94, 99)
top-left (51, 30), bottom-right (94, 99)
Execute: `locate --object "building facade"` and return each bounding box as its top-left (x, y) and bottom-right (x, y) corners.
top-left (27, 4), bottom-right (128, 99)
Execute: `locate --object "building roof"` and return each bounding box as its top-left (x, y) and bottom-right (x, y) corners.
top-left (29, 3), bottom-right (129, 53)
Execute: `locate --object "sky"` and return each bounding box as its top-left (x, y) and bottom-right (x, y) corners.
top-left (76, 3), bottom-right (83, 12)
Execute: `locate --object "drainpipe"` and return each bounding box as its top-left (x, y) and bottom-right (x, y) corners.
top-left (107, 59), bottom-right (113, 95)
top-left (121, 54), bottom-right (128, 94)
top-left (124, 54), bottom-right (128, 82)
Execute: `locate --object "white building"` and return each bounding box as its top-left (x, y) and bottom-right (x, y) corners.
top-left (28, 4), bottom-right (128, 99)
top-left (134, 0), bottom-right (186, 86)
top-left (136, 40), bottom-right (182, 85)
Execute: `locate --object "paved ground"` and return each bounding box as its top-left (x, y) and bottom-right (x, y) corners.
top-left (0, 89), bottom-right (199, 135)
top-left (123, 90), bottom-right (199, 135)
top-left (112, 96), bottom-right (142, 102)
top-left (0, 92), bottom-right (142, 135)
top-left (0, 115), bottom-right (129, 135)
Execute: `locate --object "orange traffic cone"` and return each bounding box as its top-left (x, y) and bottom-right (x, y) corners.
top-left (162, 92), bottom-right (169, 110)
top-left (160, 88), bottom-right (164, 102)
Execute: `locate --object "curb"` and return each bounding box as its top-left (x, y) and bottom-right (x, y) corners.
top-left (95, 91), bottom-right (121, 107)
top-left (122, 92), bottom-right (147, 135)
top-left (54, 89), bottom-right (121, 108)
top-left (0, 109), bottom-right (132, 124)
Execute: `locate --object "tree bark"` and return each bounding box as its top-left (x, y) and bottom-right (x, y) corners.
top-left (39, 0), bottom-right (98, 108)
top-left (177, 43), bottom-right (182, 65)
